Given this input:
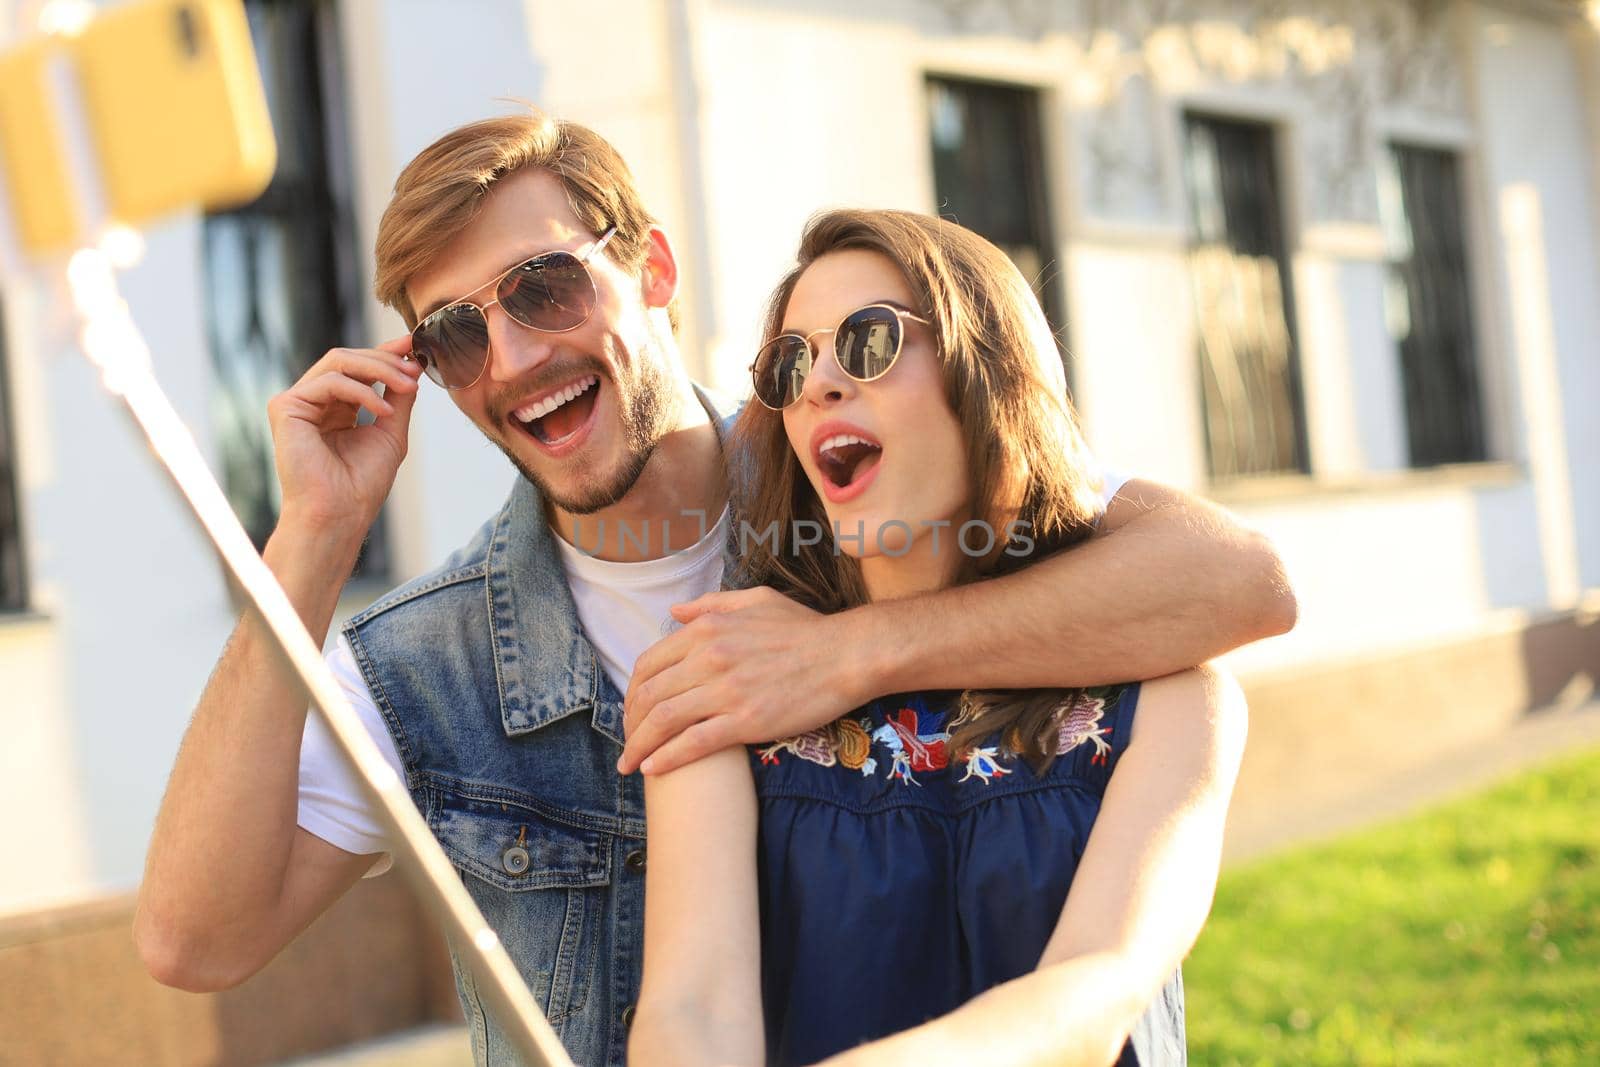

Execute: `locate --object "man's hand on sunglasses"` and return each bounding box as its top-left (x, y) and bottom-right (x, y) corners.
top-left (266, 336), bottom-right (424, 538)
top-left (618, 586), bottom-right (876, 776)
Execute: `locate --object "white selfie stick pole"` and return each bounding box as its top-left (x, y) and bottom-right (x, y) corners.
top-left (0, 15), bottom-right (574, 1067)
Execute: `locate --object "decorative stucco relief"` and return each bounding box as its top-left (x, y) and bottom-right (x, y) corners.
top-left (921, 0), bottom-right (1468, 227)
top-left (922, 0), bottom-right (1063, 39)
top-left (1136, 1), bottom-right (1458, 224)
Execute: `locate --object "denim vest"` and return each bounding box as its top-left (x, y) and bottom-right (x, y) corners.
top-left (340, 391), bottom-right (736, 1067)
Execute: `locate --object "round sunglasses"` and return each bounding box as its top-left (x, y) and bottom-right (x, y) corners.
top-left (750, 303), bottom-right (931, 410)
top-left (408, 227), bottom-right (618, 390)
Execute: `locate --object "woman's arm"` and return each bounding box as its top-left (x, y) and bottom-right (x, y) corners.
top-left (628, 747), bottom-right (764, 1067)
top-left (817, 666), bottom-right (1248, 1067)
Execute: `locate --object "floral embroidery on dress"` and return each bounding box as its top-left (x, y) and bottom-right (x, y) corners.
top-left (1056, 688), bottom-right (1115, 767)
top-left (757, 727), bottom-right (837, 767)
top-left (756, 688), bottom-right (1124, 784)
top-left (834, 718), bottom-right (875, 773)
top-left (958, 746), bottom-right (1012, 783)
top-left (758, 717), bottom-right (877, 775)
top-left (871, 708), bottom-right (951, 786)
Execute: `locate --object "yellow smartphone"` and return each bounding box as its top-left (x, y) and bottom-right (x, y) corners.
top-left (70, 0), bottom-right (277, 225)
top-left (0, 0), bottom-right (276, 254)
top-left (0, 38), bottom-right (80, 251)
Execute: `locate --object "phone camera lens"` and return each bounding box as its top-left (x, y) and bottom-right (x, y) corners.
top-left (175, 6), bottom-right (200, 59)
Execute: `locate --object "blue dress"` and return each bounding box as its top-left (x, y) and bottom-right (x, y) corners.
top-left (751, 684), bottom-right (1185, 1066)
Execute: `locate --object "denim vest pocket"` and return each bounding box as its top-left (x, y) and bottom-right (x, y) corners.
top-left (431, 791), bottom-right (611, 1028)
top-left (433, 792), bottom-right (611, 890)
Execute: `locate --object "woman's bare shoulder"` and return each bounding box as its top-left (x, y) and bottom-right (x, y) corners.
top-left (1125, 665), bottom-right (1248, 773)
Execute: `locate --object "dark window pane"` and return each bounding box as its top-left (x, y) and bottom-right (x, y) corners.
top-left (1381, 143), bottom-right (1486, 467)
top-left (1182, 114), bottom-right (1308, 480)
top-left (0, 302), bottom-right (26, 612)
top-left (927, 77), bottom-right (1066, 374)
top-left (204, 0), bottom-right (386, 576)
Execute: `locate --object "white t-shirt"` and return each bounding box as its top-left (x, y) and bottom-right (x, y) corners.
top-left (297, 473), bottom-right (1129, 872)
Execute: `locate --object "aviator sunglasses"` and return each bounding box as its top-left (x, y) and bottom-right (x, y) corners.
top-left (408, 227), bottom-right (618, 389)
top-left (750, 303), bottom-right (932, 410)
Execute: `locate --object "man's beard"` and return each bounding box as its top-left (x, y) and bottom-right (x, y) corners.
top-left (492, 344), bottom-right (678, 516)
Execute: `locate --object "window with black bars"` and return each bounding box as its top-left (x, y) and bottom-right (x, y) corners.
top-left (1379, 143), bottom-right (1486, 467)
top-left (1182, 113), bottom-right (1309, 481)
top-left (0, 304), bottom-right (26, 612)
top-left (204, 0), bottom-right (386, 576)
top-left (926, 77), bottom-right (1067, 376)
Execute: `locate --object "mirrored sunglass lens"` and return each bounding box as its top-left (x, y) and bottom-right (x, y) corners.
top-left (836, 309), bottom-right (901, 380)
top-left (413, 306), bottom-right (489, 388)
top-left (499, 252), bottom-right (594, 332)
top-left (753, 336), bottom-right (812, 407)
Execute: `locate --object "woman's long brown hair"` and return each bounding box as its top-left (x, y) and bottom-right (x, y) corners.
top-left (730, 209), bottom-right (1109, 770)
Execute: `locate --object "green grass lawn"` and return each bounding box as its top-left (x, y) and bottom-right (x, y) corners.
top-left (1185, 746), bottom-right (1599, 1066)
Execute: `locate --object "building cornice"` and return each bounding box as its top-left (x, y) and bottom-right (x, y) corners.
top-left (1476, 0), bottom-right (1594, 25)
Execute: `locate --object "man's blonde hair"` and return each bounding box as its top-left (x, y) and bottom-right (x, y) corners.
top-left (374, 107), bottom-right (673, 330)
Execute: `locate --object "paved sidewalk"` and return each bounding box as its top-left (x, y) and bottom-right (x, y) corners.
top-left (278, 1023), bottom-right (472, 1067)
top-left (1223, 697), bottom-right (1600, 863)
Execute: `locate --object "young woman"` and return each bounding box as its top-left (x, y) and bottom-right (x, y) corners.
top-left (628, 210), bottom-right (1246, 1067)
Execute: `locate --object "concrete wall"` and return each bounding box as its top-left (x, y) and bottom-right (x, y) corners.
top-left (0, 878), bottom-right (458, 1065)
top-left (1466, 3), bottom-right (1600, 601)
top-left (0, 210), bottom-right (237, 913)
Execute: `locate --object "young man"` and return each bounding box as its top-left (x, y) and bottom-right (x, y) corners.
top-left (135, 111), bottom-right (1294, 1067)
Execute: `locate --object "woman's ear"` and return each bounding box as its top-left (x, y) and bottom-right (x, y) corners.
top-left (640, 225), bottom-right (679, 310)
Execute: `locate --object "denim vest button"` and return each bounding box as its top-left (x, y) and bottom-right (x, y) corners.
top-left (621, 1003), bottom-right (636, 1028)
top-left (501, 845), bottom-right (531, 876)
top-left (625, 848), bottom-right (646, 872)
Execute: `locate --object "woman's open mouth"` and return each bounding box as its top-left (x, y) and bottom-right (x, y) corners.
top-left (511, 374), bottom-right (601, 454)
top-left (815, 431), bottom-right (883, 504)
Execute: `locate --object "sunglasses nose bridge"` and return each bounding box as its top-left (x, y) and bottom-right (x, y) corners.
top-left (480, 301), bottom-right (558, 384)
top-left (798, 332), bottom-right (854, 405)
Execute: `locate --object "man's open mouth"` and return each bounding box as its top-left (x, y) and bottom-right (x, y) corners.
top-left (816, 432), bottom-right (883, 490)
top-left (511, 374), bottom-right (601, 446)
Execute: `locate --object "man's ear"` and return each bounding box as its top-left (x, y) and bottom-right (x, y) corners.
top-left (640, 225), bottom-right (679, 310)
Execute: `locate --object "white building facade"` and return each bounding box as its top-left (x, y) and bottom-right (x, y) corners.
top-left (2, 0), bottom-right (1597, 914)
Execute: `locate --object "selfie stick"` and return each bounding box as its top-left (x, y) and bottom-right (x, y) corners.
top-left (0, 23), bottom-right (574, 1067)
